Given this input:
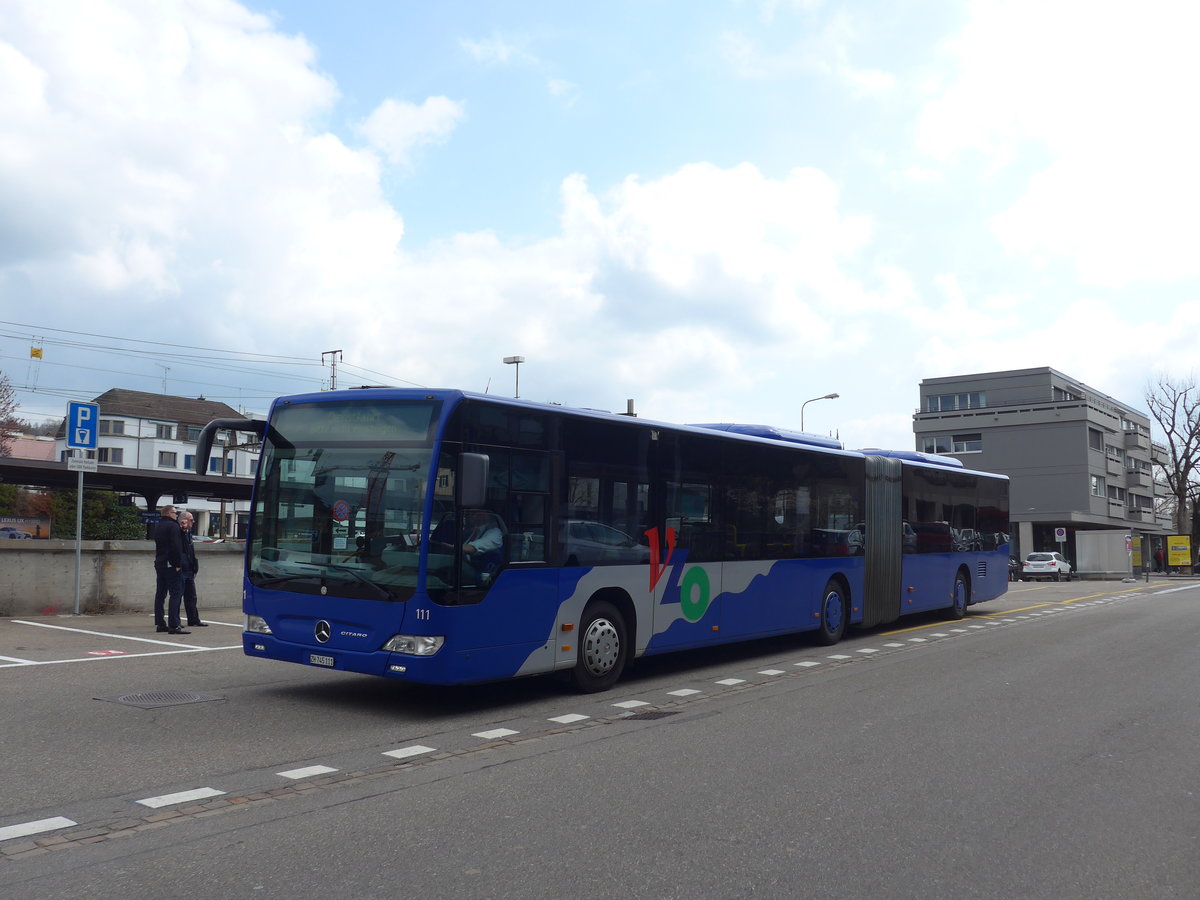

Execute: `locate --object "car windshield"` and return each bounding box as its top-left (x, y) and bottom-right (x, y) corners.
top-left (1027, 554), bottom-right (1054, 561)
top-left (248, 398), bottom-right (441, 602)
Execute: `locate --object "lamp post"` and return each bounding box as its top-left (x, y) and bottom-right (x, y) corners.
top-left (800, 392), bottom-right (839, 431)
top-left (503, 356), bottom-right (525, 398)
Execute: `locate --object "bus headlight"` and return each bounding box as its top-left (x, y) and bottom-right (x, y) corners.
top-left (245, 615), bottom-right (272, 634)
top-left (383, 634), bottom-right (445, 656)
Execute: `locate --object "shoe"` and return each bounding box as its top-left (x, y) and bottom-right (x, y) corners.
top-left (156, 626), bottom-right (169, 633)
top-left (188, 622), bottom-right (209, 627)
top-left (167, 627), bottom-right (192, 635)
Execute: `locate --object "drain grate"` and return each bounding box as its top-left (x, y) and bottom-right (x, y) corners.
top-left (97, 690), bottom-right (224, 709)
top-left (621, 710), bottom-right (681, 721)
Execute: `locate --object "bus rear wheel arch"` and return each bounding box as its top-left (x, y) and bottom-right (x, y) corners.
top-left (813, 577), bottom-right (849, 646)
top-left (571, 599), bottom-right (630, 693)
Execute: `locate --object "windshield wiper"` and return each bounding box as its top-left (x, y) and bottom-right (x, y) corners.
top-left (324, 564), bottom-right (396, 602)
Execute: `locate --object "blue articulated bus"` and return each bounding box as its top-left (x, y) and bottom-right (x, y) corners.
top-left (195, 388), bottom-right (1009, 692)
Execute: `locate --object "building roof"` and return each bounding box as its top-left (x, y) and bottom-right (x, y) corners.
top-left (4, 434), bottom-right (57, 461)
top-left (89, 389), bottom-right (242, 425)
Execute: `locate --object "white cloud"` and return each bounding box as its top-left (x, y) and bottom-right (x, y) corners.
top-left (720, 11), bottom-right (893, 95)
top-left (357, 96), bottom-right (464, 166)
top-left (460, 34), bottom-right (535, 65)
top-left (918, 0), bottom-right (1200, 287)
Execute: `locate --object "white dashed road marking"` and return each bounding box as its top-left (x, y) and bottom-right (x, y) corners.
top-left (382, 745), bottom-right (437, 761)
top-left (137, 787), bottom-right (225, 809)
top-left (473, 728), bottom-right (519, 739)
top-left (277, 765), bottom-right (338, 780)
top-left (0, 816), bottom-right (78, 842)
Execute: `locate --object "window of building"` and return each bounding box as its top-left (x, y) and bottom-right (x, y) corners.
top-left (1090, 474), bottom-right (1106, 496)
top-left (187, 425), bottom-right (202, 442)
top-left (155, 423), bottom-right (174, 440)
top-left (97, 447), bottom-right (124, 464)
top-left (1107, 486), bottom-right (1126, 502)
top-left (927, 392), bottom-right (985, 412)
top-left (951, 433), bottom-right (982, 453)
top-left (922, 436), bottom-right (951, 454)
top-left (1088, 428), bottom-right (1104, 451)
top-left (61, 449), bottom-right (97, 461)
top-left (1052, 387), bottom-right (1080, 402)
top-left (208, 457), bottom-right (234, 474)
top-left (99, 419), bottom-right (125, 435)
top-left (158, 451), bottom-right (177, 468)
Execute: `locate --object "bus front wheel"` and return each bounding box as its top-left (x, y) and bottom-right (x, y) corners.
top-left (814, 580), bottom-right (847, 645)
top-left (571, 601), bottom-right (628, 693)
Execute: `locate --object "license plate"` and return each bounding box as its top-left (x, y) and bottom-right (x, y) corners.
top-left (309, 653), bottom-right (335, 667)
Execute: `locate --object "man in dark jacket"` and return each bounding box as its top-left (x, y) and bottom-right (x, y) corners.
top-left (178, 510), bottom-right (207, 627)
top-left (153, 504), bottom-right (189, 634)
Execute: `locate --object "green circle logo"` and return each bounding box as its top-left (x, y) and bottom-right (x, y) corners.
top-left (679, 567), bottom-right (711, 623)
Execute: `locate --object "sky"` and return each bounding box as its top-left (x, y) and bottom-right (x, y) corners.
top-left (2, 0), bottom-right (1199, 452)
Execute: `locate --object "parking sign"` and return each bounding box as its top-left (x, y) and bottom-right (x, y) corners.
top-left (66, 402), bottom-right (99, 450)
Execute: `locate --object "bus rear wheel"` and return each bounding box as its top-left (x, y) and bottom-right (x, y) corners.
top-left (814, 579), bottom-right (847, 645)
top-left (946, 572), bottom-right (968, 620)
top-left (571, 601), bottom-right (628, 693)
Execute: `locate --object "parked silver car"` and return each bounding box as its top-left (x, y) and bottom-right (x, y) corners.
top-left (1022, 551), bottom-right (1072, 581)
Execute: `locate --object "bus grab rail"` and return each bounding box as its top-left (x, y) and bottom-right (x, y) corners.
top-left (193, 418), bottom-right (267, 476)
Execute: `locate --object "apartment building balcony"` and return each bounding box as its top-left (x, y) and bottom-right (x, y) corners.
top-left (1125, 469), bottom-right (1149, 488)
top-left (1124, 429), bottom-right (1149, 451)
top-left (1151, 441), bottom-right (1169, 465)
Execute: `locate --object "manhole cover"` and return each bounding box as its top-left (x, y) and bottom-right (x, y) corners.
top-left (96, 690), bottom-right (224, 709)
top-left (621, 710), bottom-right (681, 721)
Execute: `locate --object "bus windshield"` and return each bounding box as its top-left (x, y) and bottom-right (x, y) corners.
top-left (248, 398), bottom-right (442, 603)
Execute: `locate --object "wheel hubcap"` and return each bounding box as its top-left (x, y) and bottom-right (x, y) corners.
top-left (824, 591), bottom-right (843, 633)
top-left (582, 617), bottom-right (620, 676)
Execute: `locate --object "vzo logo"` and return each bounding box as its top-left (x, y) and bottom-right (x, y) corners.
top-left (645, 526), bottom-right (712, 623)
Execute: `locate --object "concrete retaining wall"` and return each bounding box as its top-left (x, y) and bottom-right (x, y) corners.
top-left (0, 541), bottom-right (244, 617)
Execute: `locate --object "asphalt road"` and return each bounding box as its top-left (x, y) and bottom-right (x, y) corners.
top-left (2, 576), bottom-right (1199, 898)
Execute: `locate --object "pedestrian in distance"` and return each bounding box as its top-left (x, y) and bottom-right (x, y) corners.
top-left (152, 504), bottom-right (190, 635)
top-left (178, 510), bottom-right (207, 627)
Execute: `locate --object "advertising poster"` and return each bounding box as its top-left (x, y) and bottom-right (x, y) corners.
top-left (0, 516), bottom-right (52, 539)
top-left (1166, 536), bottom-right (1192, 567)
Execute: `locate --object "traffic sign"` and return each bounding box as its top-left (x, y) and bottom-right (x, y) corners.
top-left (66, 402), bottom-right (99, 450)
top-left (67, 457), bottom-right (98, 473)
top-left (1054, 527), bottom-right (1067, 542)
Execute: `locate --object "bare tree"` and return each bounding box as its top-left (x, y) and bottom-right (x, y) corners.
top-left (0, 372), bottom-right (19, 457)
top-left (1145, 375), bottom-right (1200, 535)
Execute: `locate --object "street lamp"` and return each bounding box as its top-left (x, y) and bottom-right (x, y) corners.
top-left (503, 356), bottom-right (525, 398)
top-left (800, 392), bottom-right (839, 431)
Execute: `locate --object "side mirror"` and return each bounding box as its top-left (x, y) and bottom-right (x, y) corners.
top-left (458, 453), bottom-right (490, 508)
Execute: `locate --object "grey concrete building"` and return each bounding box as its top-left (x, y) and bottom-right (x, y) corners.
top-left (913, 367), bottom-right (1170, 565)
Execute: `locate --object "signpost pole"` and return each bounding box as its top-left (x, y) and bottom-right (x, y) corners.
top-left (74, 468), bottom-right (83, 615)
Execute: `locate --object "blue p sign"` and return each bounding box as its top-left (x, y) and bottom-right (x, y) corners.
top-left (66, 402), bottom-right (100, 450)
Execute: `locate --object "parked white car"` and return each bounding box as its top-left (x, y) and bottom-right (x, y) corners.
top-left (1022, 551), bottom-right (1072, 581)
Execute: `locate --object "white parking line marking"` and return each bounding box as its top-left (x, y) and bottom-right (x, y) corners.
top-left (929, 633), bottom-right (950, 638)
top-left (883, 642), bottom-right (906, 648)
top-left (908, 637), bottom-right (927, 643)
top-left (612, 700), bottom-right (650, 709)
top-left (137, 787), bottom-right (225, 809)
top-left (758, 669), bottom-right (785, 675)
top-left (667, 689), bottom-right (701, 697)
top-left (473, 728), bottom-right (519, 739)
top-left (0, 816), bottom-right (77, 842)
top-left (0, 646), bottom-right (243, 668)
top-left (795, 661), bottom-right (821, 668)
top-left (856, 648), bottom-right (879, 654)
top-left (383, 744), bottom-right (437, 761)
top-left (13, 619), bottom-right (200, 647)
top-left (548, 713), bottom-right (589, 724)
top-left (715, 678), bottom-right (745, 685)
top-left (827, 654), bottom-right (851, 660)
top-left (277, 765), bottom-right (338, 780)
